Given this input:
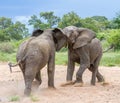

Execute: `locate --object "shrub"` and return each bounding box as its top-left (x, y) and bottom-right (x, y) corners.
top-left (97, 29), bottom-right (120, 50)
top-left (0, 42), bottom-right (14, 53)
top-left (107, 29), bottom-right (120, 50)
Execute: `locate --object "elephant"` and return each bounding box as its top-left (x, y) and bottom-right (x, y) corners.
top-left (8, 28), bottom-right (67, 96)
top-left (60, 26), bottom-right (105, 86)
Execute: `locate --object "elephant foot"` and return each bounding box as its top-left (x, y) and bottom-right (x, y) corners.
top-left (60, 81), bottom-right (75, 87)
top-left (97, 77), bottom-right (105, 83)
top-left (91, 81), bottom-right (96, 86)
top-left (74, 82), bottom-right (83, 87)
top-left (48, 86), bottom-right (56, 90)
top-left (24, 88), bottom-right (31, 96)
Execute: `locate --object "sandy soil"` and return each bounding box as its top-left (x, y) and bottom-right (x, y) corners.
top-left (0, 63), bottom-right (120, 103)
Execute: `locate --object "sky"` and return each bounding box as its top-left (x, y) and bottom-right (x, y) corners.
top-left (0, 0), bottom-right (120, 25)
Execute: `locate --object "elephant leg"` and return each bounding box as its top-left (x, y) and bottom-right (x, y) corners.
top-left (66, 59), bottom-right (75, 82)
top-left (61, 50), bottom-right (75, 87)
top-left (61, 59), bottom-right (75, 87)
top-left (35, 71), bottom-right (42, 85)
top-left (91, 56), bottom-right (103, 85)
top-left (47, 55), bottom-right (55, 88)
top-left (91, 66), bottom-right (97, 85)
top-left (24, 65), bottom-right (36, 96)
top-left (96, 71), bottom-right (104, 82)
top-left (88, 65), bottom-right (104, 82)
top-left (76, 64), bottom-right (87, 83)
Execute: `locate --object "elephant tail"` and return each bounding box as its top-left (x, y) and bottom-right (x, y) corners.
top-left (8, 60), bottom-right (21, 73)
top-left (103, 44), bottom-right (114, 53)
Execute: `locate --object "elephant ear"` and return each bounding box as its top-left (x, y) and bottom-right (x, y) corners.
top-left (52, 28), bottom-right (67, 51)
top-left (31, 29), bottom-right (44, 37)
top-left (73, 29), bottom-right (96, 49)
top-left (52, 28), bottom-right (65, 42)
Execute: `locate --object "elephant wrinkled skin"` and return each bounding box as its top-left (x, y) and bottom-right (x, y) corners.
top-left (9, 28), bottom-right (67, 96)
top-left (61, 26), bottom-right (104, 86)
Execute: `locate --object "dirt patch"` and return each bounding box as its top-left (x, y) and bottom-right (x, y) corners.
top-left (0, 63), bottom-right (120, 103)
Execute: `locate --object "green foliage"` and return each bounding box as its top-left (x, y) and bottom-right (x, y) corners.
top-left (40, 12), bottom-right (60, 28)
top-left (97, 32), bottom-right (107, 40)
top-left (12, 37), bottom-right (28, 48)
top-left (28, 15), bottom-right (45, 29)
top-left (0, 29), bottom-right (10, 41)
top-left (29, 11), bottom-right (60, 29)
top-left (0, 17), bottom-right (29, 41)
top-left (101, 51), bottom-right (120, 66)
top-left (58, 13), bottom-right (110, 32)
top-left (58, 11), bottom-right (82, 28)
top-left (91, 16), bottom-right (108, 22)
top-left (106, 29), bottom-right (120, 50)
top-left (97, 29), bottom-right (120, 50)
top-left (0, 52), bottom-right (16, 62)
top-left (0, 17), bottom-right (13, 29)
top-left (112, 11), bottom-right (120, 29)
top-left (81, 17), bottom-right (100, 32)
top-left (0, 42), bottom-right (14, 53)
top-left (91, 16), bottom-right (110, 30)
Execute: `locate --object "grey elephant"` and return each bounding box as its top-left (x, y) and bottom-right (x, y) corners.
top-left (9, 28), bottom-right (67, 96)
top-left (59, 26), bottom-right (104, 86)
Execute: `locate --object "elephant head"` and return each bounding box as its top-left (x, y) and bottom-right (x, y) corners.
top-left (63, 26), bottom-right (96, 49)
top-left (52, 28), bottom-right (67, 51)
top-left (30, 28), bottom-right (67, 51)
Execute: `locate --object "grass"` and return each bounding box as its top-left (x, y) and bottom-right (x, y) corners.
top-left (30, 94), bottom-right (39, 102)
top-left (0, 52), bottom-right (16, 63)
top-left (100, 51), bottom-right (120, 66)
top-left (0, 50), bottom-right (120, 67)
top-left (55, 52), bottom-right (68, 65)
top-left (55, 51), bottom-right (120, 67)
top-left (9, 95), bottom-right (20, 102)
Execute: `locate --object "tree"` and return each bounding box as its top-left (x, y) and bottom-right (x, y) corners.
top-left (81, 17), bottom-right (100, 32)
top-left (91, 16), bottom-right (108, 22)
top-left (28, 12), bottom-right (60, 30)
top-left (0, 17), bottom-right (13, 29)
top-left (58, 11), bottom-right (82, 28)
top-left (0, 17), bottom-right (29, 41)
top-left (107, 29), bottom-right (120, 50)
top-left (8, 21), bottom-right (29, 40)
top-left (112, 12), bottom-right (120, 29)
top-left (28, 15), bottom-right (44, 29)
top-left (40, 12), bottom-right (60, 28)
top-left (91, 16), bottom-right (109, 30)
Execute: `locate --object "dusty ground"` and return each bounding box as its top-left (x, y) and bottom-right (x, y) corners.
top-left (0, 63), bottom-right (120, 103)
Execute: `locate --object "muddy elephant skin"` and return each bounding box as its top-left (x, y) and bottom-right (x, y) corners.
top-left (9, 28), bottom-right (67, 96)
top-left (61, 26), bottom-right (104, 86)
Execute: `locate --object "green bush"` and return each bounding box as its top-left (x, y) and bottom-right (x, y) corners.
top-left (107, 29), bottom-right (120, 50)
top-left (97, 29), bottom-right (120, 50)
top-left (97, 32), bottom-right (107, 40)
top-left (0, 42), bottom-right (15, 53)
top-left (101, 51), bottom-right (120, 66)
